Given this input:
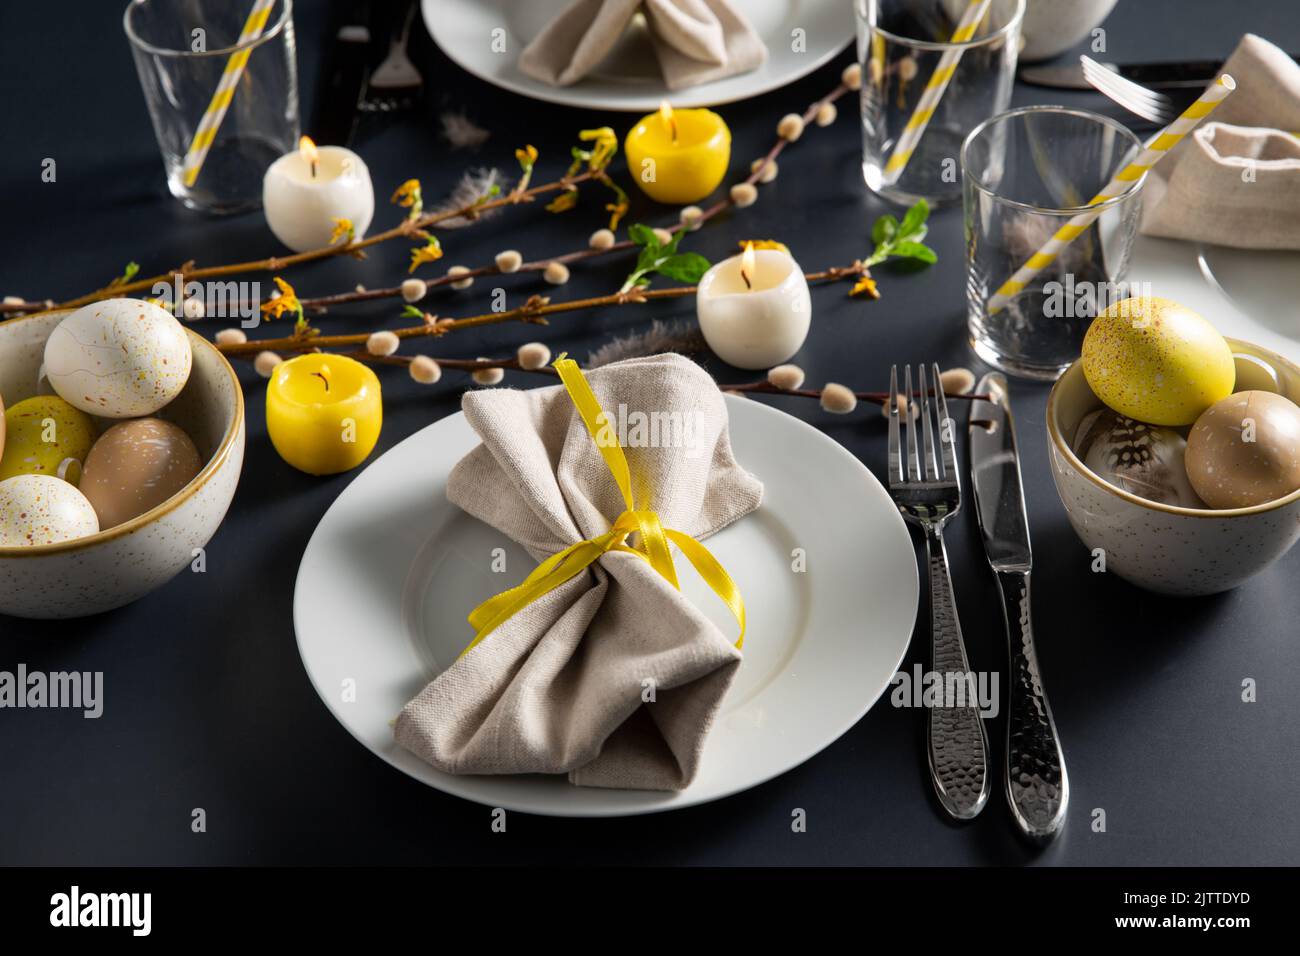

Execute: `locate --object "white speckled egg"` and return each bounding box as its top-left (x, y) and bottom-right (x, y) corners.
top-left (44, 298), bottom-right (192, 418)
top-left (0, 474), bottom-right (99, 547)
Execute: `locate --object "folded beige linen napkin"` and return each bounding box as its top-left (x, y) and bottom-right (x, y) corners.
top-left (394, 353), bottom-right (763, 791)
top-left (1141, 34), bottom-right (1300, 249)
top-left (518, 0), bottom-right (766, 91)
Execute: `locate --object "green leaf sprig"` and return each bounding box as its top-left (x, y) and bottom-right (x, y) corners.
top-left (109, 261), bottom-right (140, 288)
top-left (865, 200), bottom-right (937, 267)
top-left (619, 224), bottom-right (711, 293)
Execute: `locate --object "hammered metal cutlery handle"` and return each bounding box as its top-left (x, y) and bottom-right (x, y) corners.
top-left (924, 526), bottom-right (990, 820)
top-left (997, 569), bottom-right (1068, 841)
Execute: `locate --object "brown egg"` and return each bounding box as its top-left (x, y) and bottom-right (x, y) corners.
top-left (1186, 391), bottom-right (1300, 509)
top-left (81, 418), bottom-right (202, 529)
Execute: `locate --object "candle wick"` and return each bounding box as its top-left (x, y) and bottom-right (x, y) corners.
top-left (740, 269), bottom-right (752, 290)
top-left (670, 118), bottom-right (678, 144)
top-left (312, 370), bottom-right (330, 392)
top-left (310, 160), bottom-right (318, 179)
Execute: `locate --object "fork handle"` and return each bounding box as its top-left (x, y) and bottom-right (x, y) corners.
top-left (996, 570), bottom-right (1068, 841)
top-left (924, 526), bottom-right (990, 820)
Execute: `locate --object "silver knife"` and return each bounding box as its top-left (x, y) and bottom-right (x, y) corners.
top-left (1020, 58), bottom-right (1241, 90)
top-left (968, 373), bottom-right (1068, 842)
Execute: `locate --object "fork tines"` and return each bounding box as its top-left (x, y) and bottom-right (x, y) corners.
top-left (887, 363), bottom-right (957, 490)
top-left (1080, 55), bottom-right (1176, 126)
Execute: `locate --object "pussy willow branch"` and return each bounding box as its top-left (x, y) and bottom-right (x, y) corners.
top-left (99, 76), bottom-right (858, 322)
top-left (287, 79), bottom-right (854, 315)
top-left (243, 348), bottom-right (988, 408)
top-left (215, 265), bottom-right (866, 357)
top-left (53, 171), bottom-right (602, 310)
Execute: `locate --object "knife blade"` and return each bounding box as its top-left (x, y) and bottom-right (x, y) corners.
top-left (1020, 57), bottom-right (1252, 90)
top-left (968, 372), bottom-right (1068, 842)
top-left (311, 9), bottom-right (373, 147)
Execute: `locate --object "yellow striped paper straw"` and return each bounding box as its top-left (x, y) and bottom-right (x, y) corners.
top-left (882, 0), bottom-right (992, 185)
top-left (180, 0), bottom-right (278, 188)
top-left (987, 73), bottom-right (1236, 315)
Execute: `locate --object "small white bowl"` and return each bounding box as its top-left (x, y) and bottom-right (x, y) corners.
top-left (0, 310), bottom-right (245, 618)
top-left (1046, 338), bottom-right (1300, 596)
top-left (1019, 0), bottom-right (1118, 62)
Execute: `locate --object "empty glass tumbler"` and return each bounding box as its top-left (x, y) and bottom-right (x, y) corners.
top-left (961, 106), bottom-right (1146, 380)
top-left (855, 0), bottom-right (1024, 206)
top-left (125, 0), bottom-right (299, 213)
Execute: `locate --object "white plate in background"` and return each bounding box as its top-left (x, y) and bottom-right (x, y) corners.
top-left (1129, 234), bottom-right (1300, 364)
top-left (421, 0), bottom-right (854, 112)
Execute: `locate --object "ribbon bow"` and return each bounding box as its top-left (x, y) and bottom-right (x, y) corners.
top-left (461, 356), bottom-right (746, 657)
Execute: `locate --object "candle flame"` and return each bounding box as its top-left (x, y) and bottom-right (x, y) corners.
top-left (659, 100), bottom-right (677, 143)
top-left (300, 135), bottom-right (319, 177)
top-left (740, 242), bottom-right (755, 290)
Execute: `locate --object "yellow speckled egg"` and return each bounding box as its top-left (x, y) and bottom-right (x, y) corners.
top-left (0, 395), bottom-right (97, 482)
top-left (1081, 297), bottom-right (1235, 426)
top-left (44, 298), bottom-right (192, 418)
top-left (0, 474), bottom-right (99, 546)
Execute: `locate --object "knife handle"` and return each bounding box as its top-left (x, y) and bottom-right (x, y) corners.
top-left (995, 569), bottom-right (1068, 841)
top-left (924, 526), bottom-right (990, 821)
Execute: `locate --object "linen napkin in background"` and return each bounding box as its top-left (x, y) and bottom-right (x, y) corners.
top-left (394, 354), bottom-right (763, 791)
top-left (518, 0), bottom-right (766, 91)
top-left (1141, 34), bottom-right (1300, 249)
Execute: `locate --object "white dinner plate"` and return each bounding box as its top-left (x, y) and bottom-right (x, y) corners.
top-left (1129, 234), bottom-right (1300, 365)
top-left (294, 395), bottom-right (919, 817)
top-left (420, 0), bottom-right (855, 112)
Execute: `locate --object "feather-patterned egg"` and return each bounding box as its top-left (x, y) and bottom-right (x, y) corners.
top-left (0, 474), bottom-right (99, 546)
top-left (1073, 407), bottom-right (1205, 508)
top-left (44, 298), bottom-right (192, 418)
top-left (80, 418), bottom-right (202, 529)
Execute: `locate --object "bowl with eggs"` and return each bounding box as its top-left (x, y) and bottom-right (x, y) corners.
top-left (0, 300), bottom-right (244, 618)
top-left (1047, 297), bottom-right (1300, 596)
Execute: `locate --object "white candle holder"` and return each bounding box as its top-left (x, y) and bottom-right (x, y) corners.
top-left (262, 145), bottom-right (375, 252)
top-left (696, 249), bottom-right (812, 370)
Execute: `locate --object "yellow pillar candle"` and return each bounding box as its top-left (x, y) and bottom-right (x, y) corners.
top-left (624, 101), bottom-right (730, 205)
top-left (266, 354), bottom-right (382, 475)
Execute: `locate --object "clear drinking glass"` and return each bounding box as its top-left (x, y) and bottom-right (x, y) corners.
top-left (855, 0), bottom-right (1024, 206)
top-left (124, 0), bottom-right (299, 214)
top-left (961, 107), bottom-right (1146, 380)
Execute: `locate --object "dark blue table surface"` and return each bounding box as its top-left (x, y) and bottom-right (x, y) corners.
top-left (2, 0), bottom-right (1298, 866)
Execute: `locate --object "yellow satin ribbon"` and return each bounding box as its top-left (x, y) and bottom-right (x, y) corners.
top-left (460, 356), bottom-right (746, 657)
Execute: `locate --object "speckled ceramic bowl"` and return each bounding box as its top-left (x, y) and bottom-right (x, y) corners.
top-left (0, 309), bottom-right (244, 618)
top-left (1047, 339), bottom-right (1300, 596)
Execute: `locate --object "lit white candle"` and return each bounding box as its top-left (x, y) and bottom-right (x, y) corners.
top-left (696, 244), bottom-right (811, 369)
top-left (262, 137), bottom-right (375, 253)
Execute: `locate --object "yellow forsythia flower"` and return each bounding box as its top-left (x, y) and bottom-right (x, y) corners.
top-left (408, 237), bottom-right (444, 273)
top-left (740, 240), bottom-right (790, 254)
top-left (579, 127), bottom-right (617, 170)
top-left (391, 178), bottom-right (423, 218)
top-left (329, 218), bottom-right (354, 244)
top-left (850, 274), bottom-right (880, 300)
top-left (515, 145), bottom-right (538, 170)
top-left (546, 189), bottom-right (579, 214)
top-left (261, 277), bottom-right (303, 319)
top-left (605, 196), bottom-right (629, 231)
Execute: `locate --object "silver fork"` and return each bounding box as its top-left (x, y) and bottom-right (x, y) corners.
top-left (887, 363), bottom-right (991, 821)
top-left (363, 0), bottom-right (423, 112)
top-left (1080, 55), bottom-right (1180, 126)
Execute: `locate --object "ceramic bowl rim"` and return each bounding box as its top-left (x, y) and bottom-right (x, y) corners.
top-left (1046, 337), bottom-right (1300, 519)
top-left (0, 309), bottom-right (244, 557)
